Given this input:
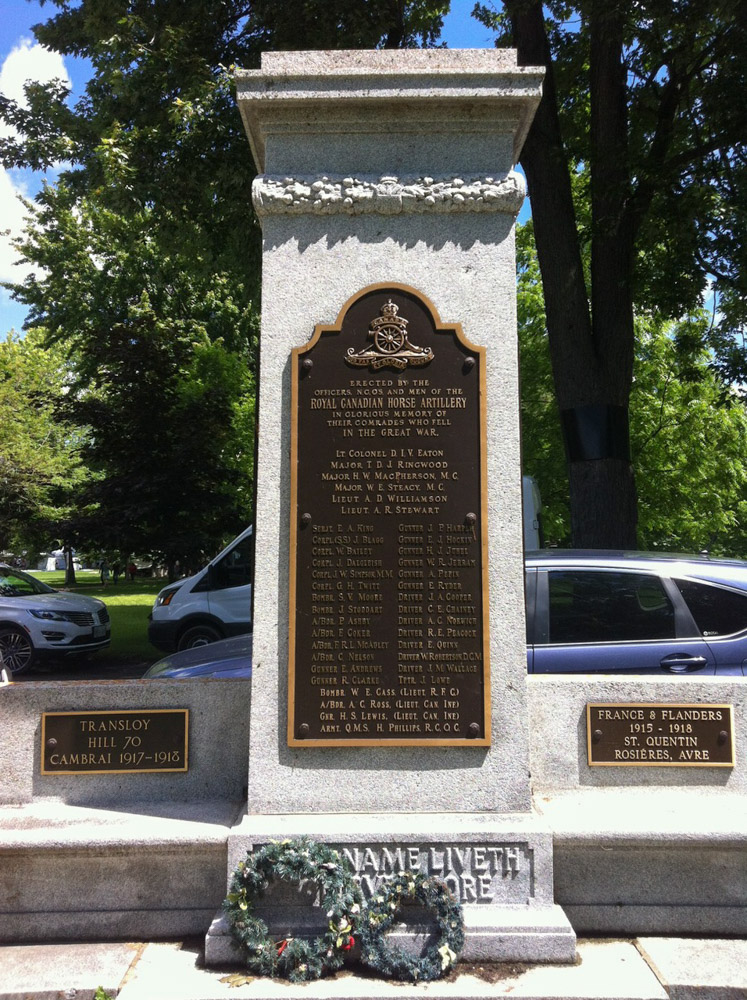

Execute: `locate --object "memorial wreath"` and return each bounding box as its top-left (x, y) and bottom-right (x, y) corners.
top-left (224, 838), bottom-right (362, 982)
top-left (224, 839), bottom-right (465, 983)
top-left (358, 871), bottom-right (465, 982)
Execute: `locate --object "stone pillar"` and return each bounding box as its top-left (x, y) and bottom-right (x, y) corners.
top-left (207, 49), bottom-right (575, 964)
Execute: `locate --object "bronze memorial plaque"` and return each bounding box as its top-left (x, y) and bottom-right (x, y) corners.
top-left (41, 709), bottom-right (189, 774)
top-left (587, 703), bottom-right (734, 767)
top-left (289, 284), bottom-right (490, 747)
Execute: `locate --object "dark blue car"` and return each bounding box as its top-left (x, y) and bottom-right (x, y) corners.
top-left (143, 633), bottom-right (252, 678)
top-left (526, 550), bottom-right (747, 675)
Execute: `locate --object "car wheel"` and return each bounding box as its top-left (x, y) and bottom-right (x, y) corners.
top-left (177, 625), bottom-right (222, 651)
top-left (0, 627), bottom-right (34, 675)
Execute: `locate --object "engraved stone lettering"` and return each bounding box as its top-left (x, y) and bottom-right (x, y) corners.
top-left (334, 842), bottom-right (534, 904)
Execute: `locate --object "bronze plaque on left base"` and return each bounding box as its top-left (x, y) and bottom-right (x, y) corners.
top-left (41, 709), bottom-right (189, 774)
top-left (288, 283), bottom-right (490, 747)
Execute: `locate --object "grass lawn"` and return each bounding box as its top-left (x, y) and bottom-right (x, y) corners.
top-left (31, 570), bottom-right (164, 664)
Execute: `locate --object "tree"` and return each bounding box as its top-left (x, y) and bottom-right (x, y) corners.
top-left (1, 1), bottom-right (449, 565)
top-left (0, 330), bottom-right (86, 565)
top-left (632, 315), bottom-right (747, 556)
top-left (238, 0), bottom-right (448, 49)
top-left (518, 222), bottom-right (747, 556)
top-left (16, 166), bottom-right (258, 572)
top-left (479, 0), bottom-right (747, 547)
top-left (1, 3), bottom-right (264, 566)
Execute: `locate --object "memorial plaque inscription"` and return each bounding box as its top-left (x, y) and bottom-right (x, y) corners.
top-left (334, 842), bottom-right (534, 904)
top-left (587, 703), bottom-right (734, 766)
top-left (289, 284), bottom-right (490, 747)
top-left (41, 709), bottom-right (189, 774)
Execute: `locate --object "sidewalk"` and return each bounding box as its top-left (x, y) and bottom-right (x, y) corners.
top-left (1, 937), bottom-right (745, 1000)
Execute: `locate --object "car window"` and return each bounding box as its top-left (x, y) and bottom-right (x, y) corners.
top-left (548, 570), bottom-right (676, 643)
top-left (674, 578), bottom-right (747, 637)
top-left (212, 539), bottom-right (254, 591)
top-left (0, 567), bottom-right (54, 596)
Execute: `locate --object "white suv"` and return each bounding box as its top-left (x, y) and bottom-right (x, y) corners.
top-left (0, 564), bottom-right (111, 675)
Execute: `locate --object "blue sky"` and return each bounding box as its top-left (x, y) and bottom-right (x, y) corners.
top-left (0, 0), bottom-right (498, 335)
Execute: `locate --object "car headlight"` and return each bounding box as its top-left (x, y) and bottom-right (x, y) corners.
top-left (155, 586), bottom-right (180, 608)
top-left (28, 609), bottom-right (75, 622)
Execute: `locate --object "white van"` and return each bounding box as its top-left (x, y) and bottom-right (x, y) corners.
top-left (147, 526), bottom-right (253, 652)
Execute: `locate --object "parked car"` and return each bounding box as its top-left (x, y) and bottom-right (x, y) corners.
top-left (143, 550), bottom-right (747, 679)
top-left (148, 527), bottom-right (253, 653)
top-left (143, 634), bottom-right (252, 678)
top-left (0, 564), bottom-right (111, 675)
top-left (526, 550), bottom-right (747, 675)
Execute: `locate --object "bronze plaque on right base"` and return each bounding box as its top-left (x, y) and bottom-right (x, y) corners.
top-left (587, 703), bottom-right (734, 766)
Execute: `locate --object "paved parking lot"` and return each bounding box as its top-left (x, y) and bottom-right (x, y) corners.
top-left (9, 655), bottom-right (153, 682)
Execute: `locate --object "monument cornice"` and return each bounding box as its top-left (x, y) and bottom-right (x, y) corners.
top-left (236, 51), bottom-right (544, 172)
top-left (251, 171), bottom-right (526, 217)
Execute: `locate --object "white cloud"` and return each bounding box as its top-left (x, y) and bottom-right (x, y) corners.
top-left (0, 38), bottom-right (71, 291)
top-left (0, 166), bottom-right (35, 284)
top-left (0, 36), bottom-right (70, 108)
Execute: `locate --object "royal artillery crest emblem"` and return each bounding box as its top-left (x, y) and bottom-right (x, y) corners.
top-left (346, 300), bottom-right (434, 371)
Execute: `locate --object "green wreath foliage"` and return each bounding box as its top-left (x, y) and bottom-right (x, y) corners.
top-left (224, 837), bottom-right (363, 982)
top-left (358, 871), bottom-right (465, 982)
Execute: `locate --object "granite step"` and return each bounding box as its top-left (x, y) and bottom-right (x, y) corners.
top-left (0, 801), bottom-right (244, 942)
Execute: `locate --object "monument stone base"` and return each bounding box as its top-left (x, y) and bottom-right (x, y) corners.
top-left (204, 811), bottom-right (576, 966)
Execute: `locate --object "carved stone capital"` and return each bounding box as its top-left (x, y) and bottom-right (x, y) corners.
top-left (251, 172), bottom-right (526, 217)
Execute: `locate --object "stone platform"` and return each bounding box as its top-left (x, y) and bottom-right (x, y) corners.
top-left (1, 937), bottom-right (746, 1000)
top-left (1, 677), bottom-right (744, 944)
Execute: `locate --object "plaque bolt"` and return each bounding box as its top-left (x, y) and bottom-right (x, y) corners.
top-left (301, 513), bottom-right (312, 528)
top-left (301, 358), bottom-right (313, 373)
top-left (463, 356), bottom-right (476, 371)
top-left (46, 738), bottom-right (57, 748)
top-left (468, 723), bottom-right (481, 738)
top-left (592, 729), bottom-right (603, 743)
top-left (718, 730), bottom-right (729, 745)
top-left (298, 723), bottom-right (310, 737)
top-left (465, 513), bottom-right (477, 525)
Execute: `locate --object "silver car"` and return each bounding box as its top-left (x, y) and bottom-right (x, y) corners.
top-left (0, 565), bottom-right (111, 675)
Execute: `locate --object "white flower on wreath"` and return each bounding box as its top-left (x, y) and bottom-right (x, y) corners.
top-left (438, 944), bottom-right (457, 970)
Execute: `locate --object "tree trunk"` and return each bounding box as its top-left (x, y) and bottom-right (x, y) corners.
top-left (569, 459), bottom-right (637, 549)
top-left (509, 0), bottom-right (638, 548)
top-left (63, 543), bottom-right (77, 587)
